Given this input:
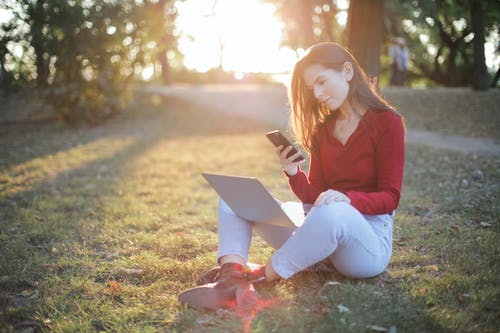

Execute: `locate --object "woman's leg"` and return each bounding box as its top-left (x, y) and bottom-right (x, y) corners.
top-left (270, 201), bottom-right (392, 279)
top-left (331, 211), bottom-right (393, 278)
top-left (217, 198), bottom-right (253, 265)
top-left (217, 198), bottom-right (296, 265)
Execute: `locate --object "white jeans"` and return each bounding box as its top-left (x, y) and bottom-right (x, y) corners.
top-left (217, 198), bottom-right (393, 279)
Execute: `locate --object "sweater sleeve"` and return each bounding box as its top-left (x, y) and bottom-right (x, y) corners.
top-left (346, 114), bottom-right (405, 214)
top-left (286, 149), bottom-right (326, 204)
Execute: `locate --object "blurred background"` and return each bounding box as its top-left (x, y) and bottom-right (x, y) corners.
top-left (0, 0), bottom-right (498, 125)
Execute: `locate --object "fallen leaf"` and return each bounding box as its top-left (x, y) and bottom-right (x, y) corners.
top-left (448, 225), bottom-right (460, 232)
top-left (18, 290), bottom-right (38, 299)
top-left (195, 314), bottom-right (213, 325)
top-left (416, 246), bottom-right (428, 253)
top-left (313, 307), bottom-right (328, 315)
top-left (367, 324), bottom-right (388, 332)
top-left (394, 237), bottom-right (407, 246)
top-left (121, 268), bottom-right (144, 275)
top-left (423, 265), bottom-right (439, 272)
top-left (337, 304), bottom-right (350, 313)
top-left (107, 280), bottom-right (121, 295)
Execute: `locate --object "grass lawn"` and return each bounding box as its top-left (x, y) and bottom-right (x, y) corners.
top-left (0, 89), bottom-right (498, 332)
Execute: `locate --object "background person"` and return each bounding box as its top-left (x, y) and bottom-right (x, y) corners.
top-left (389, 37), bottom-right (410, 86)
top-left (178, 42), bottom-right (405, 311)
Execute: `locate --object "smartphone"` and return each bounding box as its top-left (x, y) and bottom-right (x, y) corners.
top-left (265, 130), bottom-right (305, 162)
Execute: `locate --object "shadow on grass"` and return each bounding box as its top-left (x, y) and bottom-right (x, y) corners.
top-left (0, 94), bottom-right (271, 331)
top-left (0, 92), bottom-right (276, 170)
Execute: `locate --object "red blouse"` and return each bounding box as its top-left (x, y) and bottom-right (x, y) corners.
top-left (287, 110), bottom-right (405, 215)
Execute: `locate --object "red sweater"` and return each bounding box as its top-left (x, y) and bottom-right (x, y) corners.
top-left (287, 110), bottom-right (405, 215)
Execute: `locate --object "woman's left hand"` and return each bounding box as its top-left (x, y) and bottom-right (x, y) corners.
top-left (314, 189), bottom-right (351, 206)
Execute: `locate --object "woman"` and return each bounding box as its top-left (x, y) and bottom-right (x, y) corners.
top-left (179, 42), bottom-right (405, 311)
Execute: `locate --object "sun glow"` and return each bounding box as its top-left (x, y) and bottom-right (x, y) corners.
top-left (175, 0), bottom-right (297, 74)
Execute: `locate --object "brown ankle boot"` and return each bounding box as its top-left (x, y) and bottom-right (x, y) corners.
top-left (178, 263), bottom-right (262, 311)
top-left (196, 262), bottom-right (266, 285)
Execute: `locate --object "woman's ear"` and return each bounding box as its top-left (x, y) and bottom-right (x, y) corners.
top-left (343, 62), bottom-right (354, 82)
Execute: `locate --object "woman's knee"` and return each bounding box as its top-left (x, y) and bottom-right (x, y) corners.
top-left (307, 202), bottom-right (359, 228)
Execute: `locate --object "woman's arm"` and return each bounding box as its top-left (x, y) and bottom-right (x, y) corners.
top-left (287, 150), bottom-right (326, 204)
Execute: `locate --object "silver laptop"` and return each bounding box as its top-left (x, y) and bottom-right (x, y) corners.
top-left (201, 173), bottom-right (306, 228)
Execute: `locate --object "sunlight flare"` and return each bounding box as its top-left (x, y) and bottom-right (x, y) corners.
top-left (176, 0), bottom-right (297, 74)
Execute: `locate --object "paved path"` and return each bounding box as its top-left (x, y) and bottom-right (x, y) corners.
top-left (146, 84), bottom-right (500, 157)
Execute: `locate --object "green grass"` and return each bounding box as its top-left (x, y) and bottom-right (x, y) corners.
top-left (381, 87), bottom-right (500, 140)
top-left (0, 89), bottom-right (498, 332)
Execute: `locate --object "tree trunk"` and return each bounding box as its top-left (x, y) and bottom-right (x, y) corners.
top-left (35, 51), bottom-right (50, 87)
top-left (297, 0), bottom-right (315, 47)
top-left (320, 9), bottom-right (334, 41)
top-left (159, 49), bottom-right (171, 85)
top-left (32, 0), bottom-right (50, 87)
top-left (471, 0), bottom-right (489, 90)
top-left (0, 56), bottom-right (6, 84)
top-left (345, 0), bottom-right (384, 83)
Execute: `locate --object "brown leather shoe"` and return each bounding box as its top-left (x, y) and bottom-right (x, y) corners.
top-left (178, 263), bottom-right (261, 311)
top-left (196, 262), bottom-right (266, 286)
top-left (196, 266), bottom-right (221, 285)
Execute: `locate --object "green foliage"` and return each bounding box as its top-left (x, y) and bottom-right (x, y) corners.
top-left (0, 0), bottom-right (177, 124)
top-left (43, 79), bottom-right (127, 125)
top-left (385, 0), bottom-right (499, 87)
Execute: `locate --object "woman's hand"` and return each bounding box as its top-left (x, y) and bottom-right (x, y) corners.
top-left (276, 145), bottom-right (304, 176)
top-left (314, 189), bottom-right (351, 206)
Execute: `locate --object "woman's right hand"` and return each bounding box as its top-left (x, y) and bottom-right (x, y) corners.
top-left (276, 145), bottom-right (304, 176)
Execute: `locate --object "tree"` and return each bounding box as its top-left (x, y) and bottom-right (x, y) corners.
top-left (272, 0), bottom-right (314, 50)
top-left (345, 0), bottom-right (384, 80)
top-left (0, 0), bottom-right (178, 123)
top-left (269, 0), bottom-right (344, 51)
top-left (385, 0), bottom-right (499, 87)
top-left (470, 0), bottom-right (490, 90)
top-left (126, 0), bottom-right (177, 85)
top-left (0, 21), bottom-right (19, 88)
top-left (1, 0), bottom-right (53, 87)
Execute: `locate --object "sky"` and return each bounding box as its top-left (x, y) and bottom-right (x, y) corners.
top-left (174, 0), bottom-right (350, 75)
top-left (174, 0), bottom-right (300, 74)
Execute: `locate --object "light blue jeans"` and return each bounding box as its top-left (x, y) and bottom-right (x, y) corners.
top-left (217, 198), bottom-right (393, 279)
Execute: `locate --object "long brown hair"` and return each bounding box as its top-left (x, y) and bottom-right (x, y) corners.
top-left (289, 42), bottom-right (401, 152)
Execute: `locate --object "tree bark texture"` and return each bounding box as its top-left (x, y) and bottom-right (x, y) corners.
top-left (471, 0), bottom-right (489, 90)
top-left (297, 0), bottom-right (315, 48)
top-left (346, 0), bottom-right (384, 79)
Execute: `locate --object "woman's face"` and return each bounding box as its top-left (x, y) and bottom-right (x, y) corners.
top-left (303, 63), bottom-right (352, 111)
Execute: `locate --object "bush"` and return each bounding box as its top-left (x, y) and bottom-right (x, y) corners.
top-left (43, 78), bottom-right (131, 126)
